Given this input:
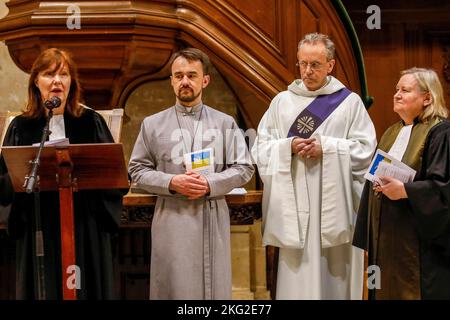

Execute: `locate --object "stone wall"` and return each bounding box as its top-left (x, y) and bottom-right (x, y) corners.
top-left (0, 1), bottom-right (28, 113)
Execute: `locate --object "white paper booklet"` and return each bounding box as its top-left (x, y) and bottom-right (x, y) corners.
top-left (184, 148), bottom-right (214, 175)
top-left (226, 188), bottom-right (247, 195)
top-left (364, 149), bottom-right (416, 185)
top-left (32, 137), bottom-right (69, 147)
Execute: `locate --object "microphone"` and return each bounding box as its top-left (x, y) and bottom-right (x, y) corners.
top-left (44, 96), bottom-right (61, 110)
top-left (25, 97), bottom-right (61, 194)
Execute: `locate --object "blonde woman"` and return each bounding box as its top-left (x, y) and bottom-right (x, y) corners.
top-left (354, 67), bottom-right (450, 299)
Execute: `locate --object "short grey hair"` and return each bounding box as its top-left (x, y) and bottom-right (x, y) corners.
top-left (298, 33), bottom-right (335, 60)
top-left (401, 67), bottom-right (448, 122)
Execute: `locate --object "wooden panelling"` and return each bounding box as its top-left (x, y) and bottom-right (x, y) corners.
top-left (300, 0), bottom-right (321, 36)
top-left (224, 0), bottom-right (279, 43)
top-left (436, 40), bottom-right (450, 97)
top-left (342, 0), bottom-right (450, 140)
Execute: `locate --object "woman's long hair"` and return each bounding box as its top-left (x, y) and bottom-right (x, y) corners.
top-left (23, 48), bottom-right (83, 118)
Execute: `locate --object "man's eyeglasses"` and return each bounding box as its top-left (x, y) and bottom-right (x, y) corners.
top-left (296, 61), bottom-right (324, 71)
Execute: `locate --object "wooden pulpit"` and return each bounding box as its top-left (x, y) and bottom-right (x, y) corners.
top-left (1, 143), bottom-right (129, 300)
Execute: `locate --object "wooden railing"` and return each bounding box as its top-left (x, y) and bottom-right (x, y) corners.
top-left (1, 191), bottom-right (262, 231)
top-left (0, 190), bottom-right (266, 299)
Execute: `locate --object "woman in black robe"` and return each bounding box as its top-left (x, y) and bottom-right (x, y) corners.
top-left (0, 48), bottom-right (124, 299)
top-left (353, 67), bottom-right (450, 299)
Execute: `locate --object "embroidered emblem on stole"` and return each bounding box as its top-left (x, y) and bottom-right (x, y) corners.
top-left (287, 88), bottom-right (351, 138)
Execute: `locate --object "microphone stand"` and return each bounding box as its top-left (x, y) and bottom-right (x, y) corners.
top-left (23, 107), bottom-right (54, 300)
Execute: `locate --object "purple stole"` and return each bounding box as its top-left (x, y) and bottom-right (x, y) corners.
top-left (287, 88), bottom-right (351, 138)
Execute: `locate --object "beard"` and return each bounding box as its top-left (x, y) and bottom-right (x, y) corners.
top-left (177, 87), bottom-right (201, 103)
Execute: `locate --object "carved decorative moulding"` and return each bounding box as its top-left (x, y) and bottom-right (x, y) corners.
top-left (0, 0), bottom-right (360, 128)
top-left (0, 1), bottom-right (177, 108)
top-left (121, 191), bottom-right (263, 227)
top-left (121, 204), bottom-right (261, 227)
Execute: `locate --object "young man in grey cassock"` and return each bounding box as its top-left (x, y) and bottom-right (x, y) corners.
top-left (128, 48), bottom-right (254, 300)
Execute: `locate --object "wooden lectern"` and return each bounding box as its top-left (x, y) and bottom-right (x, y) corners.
top-left (2, 143), bottom-right (129, 300)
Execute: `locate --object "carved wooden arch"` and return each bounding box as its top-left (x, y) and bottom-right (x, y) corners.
top-left (0, 0), bottom-right (360, 128)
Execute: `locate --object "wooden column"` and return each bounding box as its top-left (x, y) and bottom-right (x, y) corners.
top-left (55, 148), bottom-right (77, 300)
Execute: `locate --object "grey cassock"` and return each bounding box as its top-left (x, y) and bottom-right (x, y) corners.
top-left (128, 104), bottom-right (254, 299)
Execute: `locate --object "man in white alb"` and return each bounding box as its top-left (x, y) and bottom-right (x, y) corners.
top-left (252, 33), bottom-right (377, 299)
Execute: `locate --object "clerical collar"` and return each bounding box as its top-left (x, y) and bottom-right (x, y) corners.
top-left (175, 103), bottom-right (203, 116)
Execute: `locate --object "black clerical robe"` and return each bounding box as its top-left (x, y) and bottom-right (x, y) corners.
top-left (0, 108), bottom-right (124, 299)
top-left (353, 118), bottom-right (450, 300)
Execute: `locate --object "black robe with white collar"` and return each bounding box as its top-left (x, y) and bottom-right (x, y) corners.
top-left (0, 108), bottom-right (124, 299)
